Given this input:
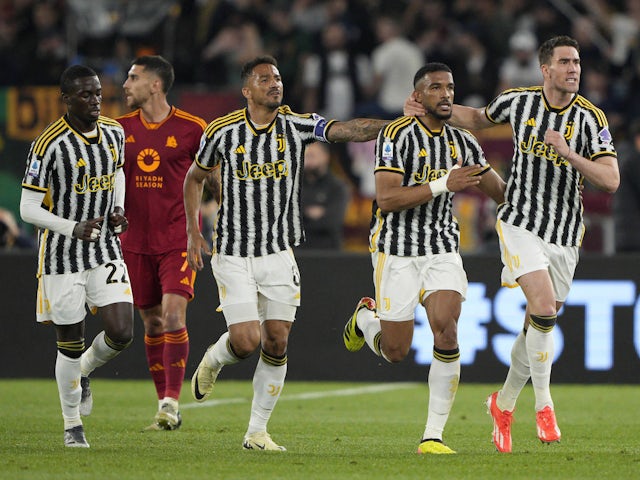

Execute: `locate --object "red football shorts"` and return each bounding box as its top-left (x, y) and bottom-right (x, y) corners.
top-left (123, 249), bottom-right (195, 309)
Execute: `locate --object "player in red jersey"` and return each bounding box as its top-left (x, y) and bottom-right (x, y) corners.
top-left (118, 55), bottom-right (210, 430)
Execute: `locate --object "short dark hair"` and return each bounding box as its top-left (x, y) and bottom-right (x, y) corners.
top-left (413, 62), bottom-right (452, 88)
top-left (131, 55), bottom-right (174, 93)
top-left (60, 65), bottom-right (98, 93)
top-left (538, 35), bottom-right (580, 66)
top-left (241, 55), bottom-right (278, 83)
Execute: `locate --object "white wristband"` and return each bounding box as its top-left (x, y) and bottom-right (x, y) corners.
top-left (429, 165), bottom-right (460, 197)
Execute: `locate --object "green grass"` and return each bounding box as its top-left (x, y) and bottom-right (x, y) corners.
top-left (1, 380), bottom-right (639, 479)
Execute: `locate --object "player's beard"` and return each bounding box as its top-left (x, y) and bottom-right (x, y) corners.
top-left (264, 98), bottom-right (281, 111)
top-left (427, 107), bottom-right (452, 121)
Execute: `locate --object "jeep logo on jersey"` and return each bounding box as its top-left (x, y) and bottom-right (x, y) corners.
top-left (137, 148), bottom-right (161, 173)
top-left (235, 159), bottom-right (288, 180)
top-left (413, 164), bottom-right (446, 184)
top-left (519, 134), bottom-right (569, 167)
top-left (74, 173), bottom-right (115, 194)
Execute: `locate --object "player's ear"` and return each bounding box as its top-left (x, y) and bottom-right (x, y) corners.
top-left (61, 92), bottom-right (71, 106)
top-left (241, 86), bottom-right (251, 100)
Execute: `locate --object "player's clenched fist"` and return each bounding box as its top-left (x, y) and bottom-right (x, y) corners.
top-left (73, 216), bottom-right (104, 242)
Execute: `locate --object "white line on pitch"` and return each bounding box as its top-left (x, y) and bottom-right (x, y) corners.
top-left (181, 383), bottom-right (420, 410)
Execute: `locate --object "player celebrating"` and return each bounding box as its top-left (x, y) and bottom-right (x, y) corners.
top-left (447, 36), bottom-right (619, 452)
top-left (117, 55), bottom-right (208, 431)
top-left (344, 63), bottom-right (505, 454)
top-left (184, 55), bottom-right (394, 451)
top-left (20, 65), bottom-right (133, 448)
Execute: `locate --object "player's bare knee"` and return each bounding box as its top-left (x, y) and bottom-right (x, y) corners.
top-left (163, 310), bottom-right (186, 331)
top-left (261, 337), bottom-right (288, 357)
top-left (105, 323), bottom-right (134, 347)
top-left (381, 343), bottom-right (410, 363)
top-left (142, 316), bottom-right (163, 335)
top-left (230, 333), bottom-right (260, 357)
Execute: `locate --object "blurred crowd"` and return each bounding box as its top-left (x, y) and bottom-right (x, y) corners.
top-left (2, 0), bottom-right (640, 130)
top-left (1, 0), bottom-right (640, 253)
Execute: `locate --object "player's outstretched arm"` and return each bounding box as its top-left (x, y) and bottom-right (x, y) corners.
top-left (326, 118), bottom-right (391, 143)
top-left (448, 104), bottom-right (493, 130)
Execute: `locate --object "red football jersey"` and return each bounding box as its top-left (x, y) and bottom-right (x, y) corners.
top-left (117, 107), bottom-right (206, 254)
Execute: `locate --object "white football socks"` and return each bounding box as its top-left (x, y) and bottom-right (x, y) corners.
top-left (422, 355), bottom-right (460, 440)
top-left (498, 330), bottom-right (530, 412)
top-left (56, 351), bottom-right (82, 430)
top-left (246, 353), bottom-right (287, 435)
top-left (526, 327), bottom-right (554, 411)
top-left (357, 307), bottom-right (382, 356)
top-left (204, 331), bottom-right (240, 369)
top-left (80, 331), bottom-right (122, 377)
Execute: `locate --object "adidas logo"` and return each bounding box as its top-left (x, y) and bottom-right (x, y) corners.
top-left (149, 363), bottom-right (164, 372)
top-left (234, 145), bottom-right (246, 154)
top-left (525, 118), bottom-right (536, 127)
top-left (418, 148), bottom-right (427, 157)
top-left (180, 277), bottom-right (191, 286)
top-left (125, 135), bottom-right (135, 143)
top-left (171, 359), bottom-right (186, 368)
top-left (75, 158), bottom-right (87, 168)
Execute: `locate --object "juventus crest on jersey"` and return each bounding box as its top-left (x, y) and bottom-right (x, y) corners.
top-left (22, 115), bottom-right (126, 275)
top-left (486, 86), bottom-right (616, 247)
top-left (196, 106), bottom-right (334, 257)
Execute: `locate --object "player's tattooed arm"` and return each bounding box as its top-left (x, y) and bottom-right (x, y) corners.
top-left (327, 118), bottom-right (390, 142)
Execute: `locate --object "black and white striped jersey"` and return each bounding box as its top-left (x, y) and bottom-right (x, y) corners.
top-left (196, 106), bottom-right (335, 257)
top-left (22, 115), bottom-right (126, 275)
top-left (369, 116), bottom-right (490, 256)
top-left (486, 86), bottom-right (616, 246)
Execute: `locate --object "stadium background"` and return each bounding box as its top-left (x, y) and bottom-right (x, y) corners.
top-left (1, 0), bottom-right (639, 383)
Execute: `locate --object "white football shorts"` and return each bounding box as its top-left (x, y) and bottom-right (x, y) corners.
top-left (371, 250), bottom-right (468, 322)
top-left (496, 220), bottom-right (579, 302)
top-left (210, 249), bottom-right (300, 325)
top-left (36, 261), bottom-right (133, 325)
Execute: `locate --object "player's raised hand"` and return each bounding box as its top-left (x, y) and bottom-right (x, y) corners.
top-left (403, 92), bottom-right (426, 117)
top-left (544, 128), bottom-right (570, 159)
top-left (186, 230), bottom-right (211, 271)
top-left (73, 216), bottom-right (104, 242)
top-left (446, 161), bottom-right (482, 192)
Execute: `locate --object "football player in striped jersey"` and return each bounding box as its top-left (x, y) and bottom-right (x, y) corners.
top-left (344, 63), bottom-right (505, 454)
top-left (184, 55), bottom-right (393, 451)
top-left (20, 65), bottom-right (134, 448)
top-left (409, 35), bottom-right (619, 452)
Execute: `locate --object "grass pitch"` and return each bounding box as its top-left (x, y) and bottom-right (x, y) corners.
top-left (1, 380), bottom-right (639, 479)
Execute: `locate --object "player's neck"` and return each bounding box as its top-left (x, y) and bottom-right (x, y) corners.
top-left (140, 98), bottom-right (172, 124)
top-left (247, 104), bottom-right (278, 126)
top-left (66, 113), bottom-right (97, 133)
top-left (542, 86), bottom-right (574, 108)
top-left (418, 115), bottom-right (445, 132)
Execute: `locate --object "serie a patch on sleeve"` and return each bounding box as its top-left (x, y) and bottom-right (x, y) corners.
top-left (28, 158), bottom-right (41, 178)
top-left (382, 139), bottom-right (393, 161)
top-left (598, 127), bottom-right (612, 145)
